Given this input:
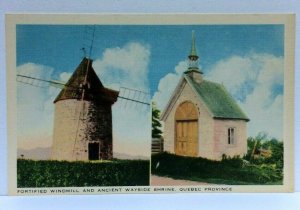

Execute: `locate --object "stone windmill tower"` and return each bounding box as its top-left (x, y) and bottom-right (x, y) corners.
top-left (51, 57), bottom-right (119, 161)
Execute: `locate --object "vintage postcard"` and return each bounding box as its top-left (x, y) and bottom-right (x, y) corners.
top-left (6, 14), bottom-right (295, 195)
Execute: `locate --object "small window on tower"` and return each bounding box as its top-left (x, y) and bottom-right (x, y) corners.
top-left (228, 128), bottom-right (235, 145)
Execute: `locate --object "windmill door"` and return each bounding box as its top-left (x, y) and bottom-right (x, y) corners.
top-left (88, 142), bottom-right (100, 160)
top-left (175, 101), bottom-right (198, 157)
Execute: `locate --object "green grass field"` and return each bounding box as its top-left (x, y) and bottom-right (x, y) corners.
top-left (17, 159), bottom-right (150, 187)
top-left (151, 152), bottom-right (283, 185)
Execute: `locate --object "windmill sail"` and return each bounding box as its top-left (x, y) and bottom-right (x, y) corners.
top-left (17, 74), bottom-right (150, 106)
top-left (118, 87), bottom-right (150, 106)
top-left (17, 74), bottom-right (66, 89)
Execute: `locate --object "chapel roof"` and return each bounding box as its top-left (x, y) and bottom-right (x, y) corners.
top-left (54, 57), bottom-right (119, 104)
top-left (184, 74), bottom-right (249, 121)
top-left (161, 31), bottom-right (249, 122)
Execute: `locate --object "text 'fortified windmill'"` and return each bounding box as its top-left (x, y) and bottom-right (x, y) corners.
top-left (160, 32), bottom-right (250, 160)
top-left (51, 58), bottom-right (119, 161)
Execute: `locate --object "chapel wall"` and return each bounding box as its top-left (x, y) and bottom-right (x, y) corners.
top-left (213, 119), bottom-right (247, 160)
top-left (163, 80), bottom-right (214, 159)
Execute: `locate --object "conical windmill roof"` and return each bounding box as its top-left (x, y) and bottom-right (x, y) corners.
top-left (54, 57), bottom-right (119, 104)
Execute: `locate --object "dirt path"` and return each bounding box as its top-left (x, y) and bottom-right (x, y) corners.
top-left (151, 175), bottom-right (213, 186)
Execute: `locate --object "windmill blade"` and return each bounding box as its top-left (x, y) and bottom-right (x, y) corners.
top-left (17, 74), bottom-right (151, 106)
top-left (118, 87), bottom-right (150, 106)
top-left (15, 74), bottom-right (79, 91)
top-left (118, 96), bottom-right (150, 106)
top-left (17, 74), bottom-right (66, 89)
top-left (17, 74), bottom-right (48, 88)
top-left (49, 80), bottom-right (66, 89)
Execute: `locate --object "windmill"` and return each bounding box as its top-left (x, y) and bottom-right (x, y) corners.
top-left (17, 26), bottom-right (150, 161)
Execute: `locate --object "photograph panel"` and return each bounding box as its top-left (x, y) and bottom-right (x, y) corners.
top-left (151, 25), bottom-right (285, 186)
top-left (15, 24), bottom-right (151, 190)
top-left (6, 14), bottom-right (295, 195)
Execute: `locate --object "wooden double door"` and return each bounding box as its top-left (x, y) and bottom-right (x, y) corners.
top-left (175, 101), bottom-right (199, 157)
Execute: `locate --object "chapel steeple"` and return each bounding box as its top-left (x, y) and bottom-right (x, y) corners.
top-left (188, 31), bottom-right (202, 73)
top-left (189, 31), bottom-right (198, 60)
top-left (185, 31), bottom-right (203, 83)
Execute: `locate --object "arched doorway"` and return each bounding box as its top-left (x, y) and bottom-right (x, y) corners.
top-left (175, 101), bottom-right (198, 157)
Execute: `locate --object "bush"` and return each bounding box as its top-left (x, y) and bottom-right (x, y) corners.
top-left (151, 152), bottom-right (282, 185)
top-left (17, 159), bottom-right (149, 188)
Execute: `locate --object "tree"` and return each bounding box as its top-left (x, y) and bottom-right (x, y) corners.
top-left (152, 102), bottom-right (163, 138)
top-left (246, 133), bottom-right (283, 169)
top-left (264, 138), bottom-right (283, 169)
top-left (247, 132), bottom-right (268, 161)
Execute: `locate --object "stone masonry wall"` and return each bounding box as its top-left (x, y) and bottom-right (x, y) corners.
top-left (51, 99), bottom-right (112, 161)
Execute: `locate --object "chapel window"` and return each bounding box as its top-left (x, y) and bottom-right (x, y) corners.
top-left (228, 128), bottom-right (235, 145)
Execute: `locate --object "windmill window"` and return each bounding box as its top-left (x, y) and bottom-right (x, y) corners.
top-left (228, 128), bottom-right (235, 145)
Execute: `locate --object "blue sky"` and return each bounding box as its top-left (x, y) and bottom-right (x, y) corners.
top-left (16, 24), bottom-right (284, 153)
top-left (17, 24), bottom-right (283, 95)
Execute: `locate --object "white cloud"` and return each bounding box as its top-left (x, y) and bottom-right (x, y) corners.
top-left (206, 56), bottom-right (258, 101)
top-left (17, 63), bottom-right (59, 149)
top-left (152, 60), bottom-right (188, 111)
top-left (17, 63), bottom-right (53, 79)
top-left (93, 42), bottom-right (150, 91)
top-left (59, 72), bottom-right (72, 82)
top-left (208, 53), bottom-right (284, 139)
top-left (93, 42), bottom-right (151, 157)
top-left (153, 53), bottom-right (284, 139)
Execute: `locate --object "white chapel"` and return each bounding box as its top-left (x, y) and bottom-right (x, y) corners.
top-left (160, 32), bottom-right (249, 160)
